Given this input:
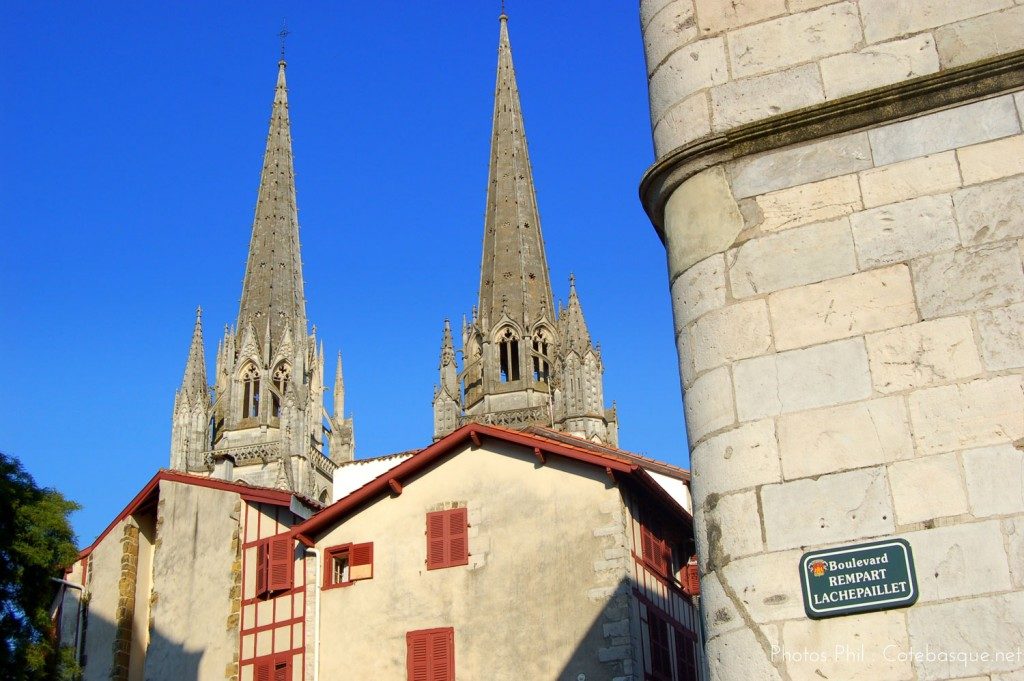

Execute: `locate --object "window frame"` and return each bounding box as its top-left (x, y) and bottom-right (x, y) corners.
top-left (323, 541), bottom-right (374, 589)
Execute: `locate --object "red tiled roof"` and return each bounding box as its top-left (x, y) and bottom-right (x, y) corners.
top-left (292, 423), bottom-right (692, 546)
top-left (77, 470), bottom-right (307, 559)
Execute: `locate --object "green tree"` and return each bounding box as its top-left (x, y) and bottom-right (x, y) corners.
top-left (0, 453), bottom-right (80, 679)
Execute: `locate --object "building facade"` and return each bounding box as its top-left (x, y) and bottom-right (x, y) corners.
top-left (638, 1), bottom-right (1024, 679)
top-left (432, 14), bottom-right (619, 446)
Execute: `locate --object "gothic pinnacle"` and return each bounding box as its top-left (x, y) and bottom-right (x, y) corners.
top-left (179, 306), bottom-right (210, 405)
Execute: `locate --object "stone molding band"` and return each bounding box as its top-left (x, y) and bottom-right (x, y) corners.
top-left (638, 50), bottom-right (1024, 243)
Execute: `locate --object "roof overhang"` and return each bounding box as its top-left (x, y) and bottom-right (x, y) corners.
top-left (293, 424), bottom-right (692, 547)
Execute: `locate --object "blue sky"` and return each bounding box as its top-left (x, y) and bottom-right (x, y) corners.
top-left (1, 2), bottom-right (687, 548)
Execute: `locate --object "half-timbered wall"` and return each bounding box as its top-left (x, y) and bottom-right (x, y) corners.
top-left (239, 502), bottom-right (304, 681)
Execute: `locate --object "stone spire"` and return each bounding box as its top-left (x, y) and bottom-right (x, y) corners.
top-left (430, 12), bottom-right (617, 447)
top-left (477, 14), bottom-right (554, 329)
top-left (179, 307), bottom-right (210, 404)
top-left (237, 59), bottom-right (307, 348)
top-left (560, 274), bottom-right (592, 355)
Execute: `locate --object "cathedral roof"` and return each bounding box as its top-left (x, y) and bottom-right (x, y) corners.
top-left (476, 14), bottom-right (554, 329)
top-left (237, 60), bottom-right (307, 346)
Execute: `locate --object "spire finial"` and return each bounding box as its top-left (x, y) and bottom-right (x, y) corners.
top-left (500, 0), bottom-right (507, 20)
top-left (569, 272), bottom-right (576, 289)
top-left (278, 20), bottom-right (291, 62)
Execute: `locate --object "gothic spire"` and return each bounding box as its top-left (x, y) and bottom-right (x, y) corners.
top-left (560, 274), bottom-right (592, 355)
top-left (477, 13), bottom-right (554, 330)
top-left (178, 307), bottom-right (210, 404)
top-left (237, 59), bottom-right (307, 348)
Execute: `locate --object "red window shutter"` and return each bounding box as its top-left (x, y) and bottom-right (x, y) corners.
top-left (641, 526), bottom-right (655, 564)
top-left (430, 629), bottom-right (454, 681)
top-left (273, 658), bottom-right (289, 681)
top-left (254, 659), bottom-right (271, 681)
top-left (426, 512), bottom-right (446, 569)
top-left (267, 536), bottom-right (293, 592)
top-left (350, 542), bottom-right (374, 580)
top-left (684, 559), bottom-right (701, 596)
top-left (447, 508), bottom-right (468, 567)
top-left (255, 542), bottom-right (268, 596)
top-left (660, 538), bottom-right (673, 576)
top-left (407, 631), bottom-right (429, 681)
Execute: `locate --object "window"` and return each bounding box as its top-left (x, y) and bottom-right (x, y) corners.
top-left (532, 331), bottom-right (550, 382)
top-left (254, 654), bottom-right (291, 681)
top-left (426, 508), bottom-right (468, 570)
top-left (271, 362), bottom-right (290, 417)
top-left (641, 524), bottom-right (673, 578)
top-left (674, 628), bottom-right (698, 681)
top-left (649, 610), bottom-right (673, 680)
top-left (407, 627), bottom-right (454, 681)
top-left (498, 328), bottom-right (520, 382)
top-left (256, 535), bottom-right (293, 597)
top-left (241, 363), bottom-right (261, 418)
top-left (324, 542), bottom-right (373, 588)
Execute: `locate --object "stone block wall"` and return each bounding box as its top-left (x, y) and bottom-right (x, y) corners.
top-left (643, 0), bottom-right (1024, 157)
top-left (640, 1), bottom-right (1024, 679)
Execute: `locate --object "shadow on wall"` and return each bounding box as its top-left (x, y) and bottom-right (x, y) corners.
top-left (76, 607), bottom-right (203, 681)
top-left (554, 575), bottom-right (706, 681)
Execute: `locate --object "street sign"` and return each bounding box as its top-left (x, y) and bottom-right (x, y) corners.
top-left (799, 538), bottom-right (918, 620)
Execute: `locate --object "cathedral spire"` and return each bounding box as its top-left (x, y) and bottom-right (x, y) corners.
top-left (179, 306), bottom-right (209, 404)
top-left (237, 59), bottom-right (307, 348)
top-left (477, 13), bottom-right (554, 329)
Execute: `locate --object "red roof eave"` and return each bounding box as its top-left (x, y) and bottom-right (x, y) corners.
top-left (77, 469), bottom-right (298, 560)
top-left (292, 423), bottom-right (689, 545)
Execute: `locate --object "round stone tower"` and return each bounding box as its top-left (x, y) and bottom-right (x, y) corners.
top-left (639, 1), bottom-right (1024, 678)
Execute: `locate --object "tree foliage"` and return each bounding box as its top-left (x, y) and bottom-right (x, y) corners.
top-left (0, 453), bottom-right (80, 679)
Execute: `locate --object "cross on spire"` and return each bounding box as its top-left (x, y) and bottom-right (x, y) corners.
top-left (278, 20), bottom-right (291, 60)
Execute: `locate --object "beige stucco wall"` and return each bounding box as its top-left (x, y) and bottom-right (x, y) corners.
top-left (81, 518), bottom-right (129, 681)
top-left (143, 481), bottom-right (241, 680)
top-left (312, 440), bottom-right (634, 679)
top-left (641, 2), bottom-right (1024, 679)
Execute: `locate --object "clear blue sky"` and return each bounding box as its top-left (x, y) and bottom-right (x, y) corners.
top-left (1, 2), bottom-right (687, 548)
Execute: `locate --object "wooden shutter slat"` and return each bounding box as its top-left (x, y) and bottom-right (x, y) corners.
top-left (255, 659), bottom-right (271, 681)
